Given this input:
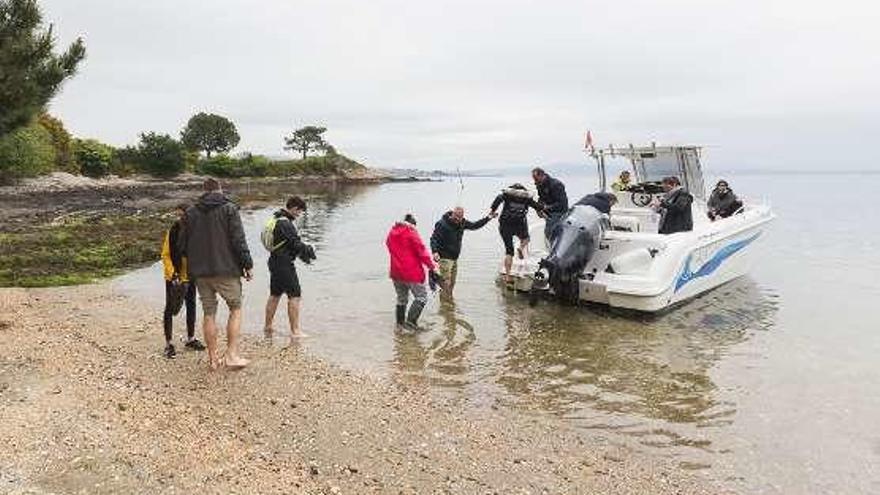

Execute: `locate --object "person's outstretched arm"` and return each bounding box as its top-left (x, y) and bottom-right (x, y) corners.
top-left (463, 215), bottom-right (492, 230)
top-left (490, 194), bottom-right (503, 214)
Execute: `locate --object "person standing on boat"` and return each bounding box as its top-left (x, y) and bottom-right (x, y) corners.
top-left (489, 183), bottom-right (543, 283)
top-left (430, 207), bottom-right (493, 299)
top-left (653, 176), bottom-right (693, 234)
top-left (707, 180), bottom-right (742, 220)
top-left (611, 170), bottom-right (633, 192)
top-left (386, 214), bottom-right (438, 329)
top-left (531, 167), bottom-right (568, 241)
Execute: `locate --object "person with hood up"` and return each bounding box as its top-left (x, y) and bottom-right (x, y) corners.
top-left (264, 196), bottom-right (314, 340)
top-left (652, 176), bottom-right (694, 234)
top-left (386, 214), bottom-right (438, 329)
top-left (181, 178), bottom-right (254, 370)
top-left (430, 207), bottom-right (493, 299)
top-left (707, 179), bottom-right (742, 220)
top-left (489, 184), bottom-right (542, 282)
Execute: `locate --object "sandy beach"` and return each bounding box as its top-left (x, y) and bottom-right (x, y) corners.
top-left (0, 283), bottom-right (721, 494)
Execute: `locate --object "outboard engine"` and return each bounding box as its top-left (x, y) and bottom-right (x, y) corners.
top-left (535, 205), bottom-right (606, 304)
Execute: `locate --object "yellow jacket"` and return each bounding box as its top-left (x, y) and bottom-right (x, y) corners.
top-left (161, 228), bottom-right (189, 282)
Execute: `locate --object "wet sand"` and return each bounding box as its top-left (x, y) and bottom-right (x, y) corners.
top-left (0, 284), bottom-right (722, 494)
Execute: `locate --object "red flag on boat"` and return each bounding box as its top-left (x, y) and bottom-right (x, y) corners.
top-left (585, 130), bottom-right (594, 151)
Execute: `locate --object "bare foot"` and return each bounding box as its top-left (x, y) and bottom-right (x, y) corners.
top-left (208, 356), bottom-right (222, 371)
top-left (263, 326), bottom-right (274, 337)
top-left (291, 330), bottom-right (309, 339)
top-left (225, 355), bottom-right (250, 370)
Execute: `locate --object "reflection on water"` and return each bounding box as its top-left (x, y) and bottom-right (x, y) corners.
top-left (391, 301), bottom-right (477, 389)
top-left (492, 278), bottom-right (778, 453)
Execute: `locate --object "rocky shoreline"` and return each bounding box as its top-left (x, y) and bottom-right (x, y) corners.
top-left (0, 284), bottom-right (722, 494)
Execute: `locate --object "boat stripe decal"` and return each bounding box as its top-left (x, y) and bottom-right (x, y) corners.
top-left (674, 232), bottom-right (762, 293)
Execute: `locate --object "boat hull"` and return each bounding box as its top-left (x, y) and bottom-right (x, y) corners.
top-left (505, 205), bottom-right (774, 313)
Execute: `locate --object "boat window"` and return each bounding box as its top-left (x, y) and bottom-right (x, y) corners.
top-left (635, 154), bottom-right (680, 183)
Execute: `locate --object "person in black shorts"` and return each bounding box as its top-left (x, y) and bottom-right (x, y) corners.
top-left (490, 183), bottom-right (543, 282)
top-left (264, 196), bottom-right (314, 340)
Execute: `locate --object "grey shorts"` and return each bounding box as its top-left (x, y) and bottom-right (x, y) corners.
top-left (195, 276), bottom-right (242, 316)
top-left (392, 280), bottom-right (427, 306)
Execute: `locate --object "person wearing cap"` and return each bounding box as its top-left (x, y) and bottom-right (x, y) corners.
top-left (707, 179), bottom-right (743, 220)
top-left (385, 214), bottom-right (438, 329)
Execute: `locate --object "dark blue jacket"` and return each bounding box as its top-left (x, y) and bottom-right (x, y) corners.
top-left (430, 211), bottom-right (491, 260)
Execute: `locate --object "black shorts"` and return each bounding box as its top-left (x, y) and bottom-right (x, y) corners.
top-left (499, 219), bottom-right (529, 256)
top-left (269, 260), bottom-right (301, 298)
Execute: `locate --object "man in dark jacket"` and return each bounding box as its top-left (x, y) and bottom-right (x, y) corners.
top-left (532, 167), bottom-right (568, 241)
top-left (264, 196), bottom-right (313, 341)
top-left (575, 192), bottom-right (618, 215)
top-left (653, 176), bottom-right (694, 234)
top-left (430, 207), bottom-right (492, 298)
top-left (707, 180), bottom-right (742, 220)
top-left (182, 178), bottom-right (254, 370)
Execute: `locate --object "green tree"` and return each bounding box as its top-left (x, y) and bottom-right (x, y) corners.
top-left (284, 125), bottom-right (328, 159)
top-left (137, 132), bottom-right (185, 177)
top-left (72, 138), bottom-right (113, 178)
top-left (0, 122), bottom-right (56, 183)
top-left (37, 113), bottom-right (75, 172)
top-left (0, 0), bottom-right (86, 137)
top-left (180, 112), bottom-right (240, 158)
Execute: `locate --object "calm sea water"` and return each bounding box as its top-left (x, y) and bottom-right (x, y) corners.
top-left (117, 172), bottom-right (880, 494)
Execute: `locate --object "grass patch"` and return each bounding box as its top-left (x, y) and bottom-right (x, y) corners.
top-left (0, 212), bottom-right (170, 287)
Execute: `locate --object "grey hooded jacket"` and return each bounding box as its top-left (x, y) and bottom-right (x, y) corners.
top-left (181, 192), bottom-right (253, 278)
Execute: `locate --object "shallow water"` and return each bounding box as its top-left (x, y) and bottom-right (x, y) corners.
top-left (116, 172), bottom-right (880, 493)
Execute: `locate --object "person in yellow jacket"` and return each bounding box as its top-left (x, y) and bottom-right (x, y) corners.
top-left (611, 170), bottom-right (632, 192)
top-left (161, 203), bottom-right (204, 358)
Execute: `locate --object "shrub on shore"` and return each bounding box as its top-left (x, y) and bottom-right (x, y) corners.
top-left (73, 138), bottom-right (114, 178)
top-left (0, 123), bottom-right (57, 184)
top-left (136, 132), bottom-right (186, 177)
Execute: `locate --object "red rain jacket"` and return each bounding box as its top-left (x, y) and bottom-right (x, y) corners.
top-left (386, 222), bottom-right (435, 283)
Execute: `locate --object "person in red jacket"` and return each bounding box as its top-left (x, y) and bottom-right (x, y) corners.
top-left (385, 213), bottom-right (438, 329)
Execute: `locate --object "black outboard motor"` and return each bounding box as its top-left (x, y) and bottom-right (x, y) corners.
top-left (535, 205), bottom-right (606, 304)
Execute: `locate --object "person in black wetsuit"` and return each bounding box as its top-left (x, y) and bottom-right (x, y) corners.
top-left (490, 184), bottom-right (543, 282)
top-left (263, 196), bottom-right (315, 340)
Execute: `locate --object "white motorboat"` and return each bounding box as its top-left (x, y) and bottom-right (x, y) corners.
top-left (506, 144), bottom-right (775, 312)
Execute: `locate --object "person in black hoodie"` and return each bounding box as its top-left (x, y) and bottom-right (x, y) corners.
top-left (653, 176), bottom-right (694, 234)
top-left (489, 184), bottom-right (542, 282)
top-left (264, 196), bottom-right (314, 340)
top-left (531, 167), bottom-right (568, 241)
top-left (181, 178), bottom-right (254, 370)
top-left (430, 207), bottom-right (493, 298)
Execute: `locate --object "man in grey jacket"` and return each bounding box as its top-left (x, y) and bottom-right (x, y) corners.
top-left (182, 178), bottom-right (254, 370)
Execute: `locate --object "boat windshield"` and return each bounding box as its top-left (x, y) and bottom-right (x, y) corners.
top-left (633, 152), bottom-right (679, 183)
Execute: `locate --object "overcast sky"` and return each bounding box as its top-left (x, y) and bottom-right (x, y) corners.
top-left (43, 0), bottom-right (878, 171)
